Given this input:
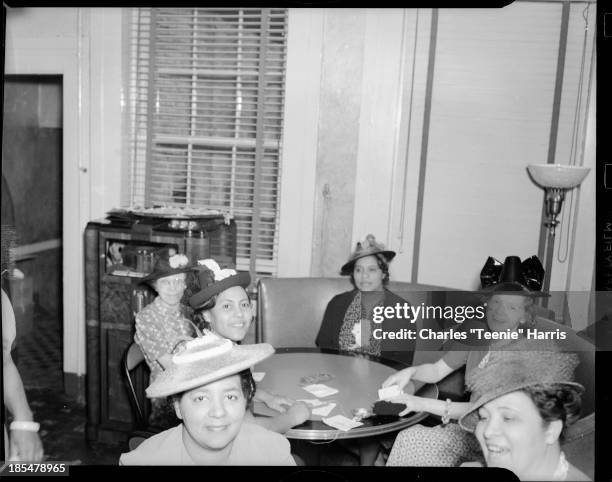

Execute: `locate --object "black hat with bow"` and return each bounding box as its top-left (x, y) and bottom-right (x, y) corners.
top-left (478, 255), bottom-right (549, 297)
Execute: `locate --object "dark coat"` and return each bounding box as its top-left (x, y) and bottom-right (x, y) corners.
top-left (315, 289), bottom-right (415, 367)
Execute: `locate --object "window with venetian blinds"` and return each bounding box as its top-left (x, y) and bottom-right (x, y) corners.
top-left (126, 8), bottom-right (288, 276)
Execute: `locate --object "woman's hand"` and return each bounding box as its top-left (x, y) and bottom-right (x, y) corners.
top-left (387, 394), bottom-right (425, 417)
top-left (9, 429), bottom-right (44, 462)
top-left (381, 366), bottom-right (416, 391)
top-left (264, 394), bottom-right (295, 413)
top-left (285, 402), bottom-right (311, 427)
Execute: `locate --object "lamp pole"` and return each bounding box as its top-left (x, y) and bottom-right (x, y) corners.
top-left (541, 187), bottom-right (566, 296)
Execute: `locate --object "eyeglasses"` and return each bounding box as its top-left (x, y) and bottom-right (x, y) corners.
top-left (157, 277), bottom-right (186, 289)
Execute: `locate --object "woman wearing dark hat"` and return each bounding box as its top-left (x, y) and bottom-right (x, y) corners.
top-left (383, 255), bottom-right (550, 467)
top-left (120, 333), bottom-right (296, 465)
top-left (188, 259), bottom-right (310, 434)
top-left (134, 248), bottom-right (199, 426)
top-left (459, 343), bottom-right (590, 481)
top-left (315, 234), bottom-right (414, 365)
top-left (314, 234), bottom-right (413, 465)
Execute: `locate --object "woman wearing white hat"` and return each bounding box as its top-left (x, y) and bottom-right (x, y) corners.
top-left (119, 333), bottom-right (295, 465)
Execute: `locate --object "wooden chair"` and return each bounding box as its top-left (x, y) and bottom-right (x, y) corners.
top-left (123, 342), bottom-right (148, 428)
top-left (122, 341), bottom-right (159, 449)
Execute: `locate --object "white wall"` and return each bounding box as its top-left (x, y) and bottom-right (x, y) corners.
top-left (280, 6), bottom-right (596, 286)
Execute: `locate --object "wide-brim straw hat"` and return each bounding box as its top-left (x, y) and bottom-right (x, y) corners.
top-left (146, 333), bottom-right (274, 398)
top-left (340, 234), bottom-right (396, 276)
top-left (459, 339), bottom-right (583, 432)
top-left (141, 248), bottom-right (197, 283)
top-left (189, 258), bottom-right (250, 310)
top-left (476, 255), bottom-right (549, 298)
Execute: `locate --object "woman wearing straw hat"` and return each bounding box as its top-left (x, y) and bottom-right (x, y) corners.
top-left (382, 255), bottom-right (550, 467)
top-left (458, 344), bottom-right (590, 481)
top-left (134, 247), bottom-right (199, 427)
top-left (188, 259), bottom-right (310, 434)
top-left (119, 333), bottom-right (296, 465)
top-left (315, 234), bottom-right (414, 365)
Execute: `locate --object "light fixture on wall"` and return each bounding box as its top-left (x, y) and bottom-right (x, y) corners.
top-left (526, 163), bottom-right (590, 293)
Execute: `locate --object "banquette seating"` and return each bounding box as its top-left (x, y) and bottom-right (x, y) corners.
top-left (255, 277), bottom-right (449, 352)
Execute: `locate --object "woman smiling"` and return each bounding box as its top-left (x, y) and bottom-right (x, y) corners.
top-left (459, 345), bottom-right (589, 481)
top-left (188, 259), bottom-right (310, 434)
top-left (119, 334), bottom-right (295, 465)
top-left (384, 255), bottom-right (549, 467)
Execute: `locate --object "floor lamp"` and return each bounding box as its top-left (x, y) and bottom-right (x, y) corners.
top-left (526, 164), bottom-right (590, 297)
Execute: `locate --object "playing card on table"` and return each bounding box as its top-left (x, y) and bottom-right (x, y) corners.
top-left (252, 372), bottom-right (265, 382)
top-left (312, 402), bottom-right (336, 417)
top-left (299, 373), bottom-right (335, 387)
top-left (378, 385), bottom-right (402, 400)
top-left (297, 399), bottom-right (325, 407)
top-left (301, 384), bottom-right (339, 398)
top-left (322, 415), bottom-right (363, 431)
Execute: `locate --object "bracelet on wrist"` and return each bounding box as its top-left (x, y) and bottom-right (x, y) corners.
top-left (9, 421), bottom-right (40, 432)
top-left (441, 398), bottom-right (452, 425)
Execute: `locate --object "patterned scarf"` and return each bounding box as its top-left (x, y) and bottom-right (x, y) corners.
top-left (338, 291), bottom-right (382, 356)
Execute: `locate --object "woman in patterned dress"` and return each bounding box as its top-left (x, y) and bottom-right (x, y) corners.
top-left (381, 255), bottom-right (548, 467)
top-left (314, 234), bottom-right (413, 465)
top-left (134, 248), bottom-right (198, 427)
top-left (315, 234), bottom-right (414, 366)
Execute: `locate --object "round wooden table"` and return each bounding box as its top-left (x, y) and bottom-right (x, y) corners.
top-left (252, 348), bottom-right (439, 441)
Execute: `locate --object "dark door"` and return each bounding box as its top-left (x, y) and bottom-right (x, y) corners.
top-left (2, 74), bottom-right (63, 391)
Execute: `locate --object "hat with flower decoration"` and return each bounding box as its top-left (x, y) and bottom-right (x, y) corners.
top-left (141, 247), bottom-right (196, 283)
top-left (189, 258), bottom-right (251, 310)
top-left (340, 234), bottom-right (396, 276)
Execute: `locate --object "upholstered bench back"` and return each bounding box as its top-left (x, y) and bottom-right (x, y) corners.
top-left (256, 277), bottom-right (449, 351)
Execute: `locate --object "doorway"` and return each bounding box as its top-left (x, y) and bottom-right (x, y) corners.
top-left (2, 74), bottom-right (63, 391)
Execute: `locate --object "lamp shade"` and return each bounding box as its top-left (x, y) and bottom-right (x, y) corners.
top-left (527, 164), bottom-right (590, 189)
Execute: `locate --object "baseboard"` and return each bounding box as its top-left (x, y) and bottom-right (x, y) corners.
top-left (64, 372), bottom-right (86, 404)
